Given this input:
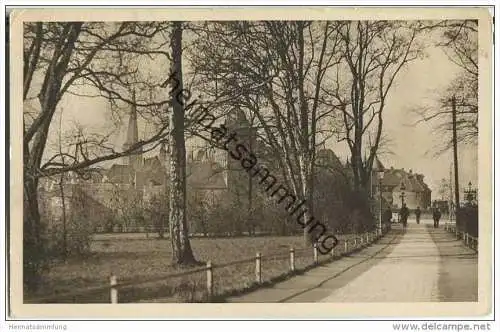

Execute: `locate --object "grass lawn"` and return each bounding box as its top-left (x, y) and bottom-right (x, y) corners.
top-left (26, 233), bottom-right (370, 303)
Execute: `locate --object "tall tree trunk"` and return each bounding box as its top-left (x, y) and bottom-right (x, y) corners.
top-left (168, 21), bottom-right (197, 265)
top-left (23, 171), bottom-right (43, 292)
top-left (58, 176), bottom-right (68, 258)
top-left (23, 23), bottom-right (82, 291)
top-left (247, 127), bottom-right (254, 236)
top-left (303, 171), bottom-right (314, 245)
top-left (452, 96), bottom-right (460, 214)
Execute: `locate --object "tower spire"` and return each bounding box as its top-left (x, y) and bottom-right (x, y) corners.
top-left (123, 89), bottom-right (142, 169)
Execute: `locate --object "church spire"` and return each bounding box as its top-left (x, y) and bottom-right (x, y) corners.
top-left (123, 89), bottom-right (142, 169)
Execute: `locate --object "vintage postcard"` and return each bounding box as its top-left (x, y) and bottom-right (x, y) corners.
top-left (8, 6), bottom-right (493, 319)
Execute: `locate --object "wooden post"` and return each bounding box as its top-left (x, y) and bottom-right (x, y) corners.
top-left (313, 243), bottom-right (318, 264)
top-left (110, 275), bottom-right (118, 304)
top-left (255, 253), bottom-right (262, 284)
top-left (330, 246), bottom-right (335, 258)
top-left (465, 233), bottom-right (468, 246)
top-left (206, 261), bottom-right (213, 300)
top-left (344, 240), bottom-right (348, 253)
top-left (354, 238), bottom-right (357, 248)
top-left (366, 233), bottom-right (369, 243)
top-left (289, 248), bottom-right (295, 272)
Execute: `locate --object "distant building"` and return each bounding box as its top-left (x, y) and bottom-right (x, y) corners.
top-left (39, 102), bottom-right (255, 232)
top-left (369, 158), bottom-right (432, 210)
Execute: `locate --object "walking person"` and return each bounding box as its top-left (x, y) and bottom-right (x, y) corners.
top-left (415, 206), bottom-right (421, 225)
top-left (432, 205), bottom-right (442, 228)
top-left (400, 203), bottom-right (409, 231)
top-left (383, 206), bottom-right (393, 232)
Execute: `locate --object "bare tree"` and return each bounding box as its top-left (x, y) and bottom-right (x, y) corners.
top-left (23, 22), bottom-right (170, 291)
top-left (327, 21), bottom-right (422, 191)
top-left (437, 178), bottom-right (451, 201)
top-left (191, 21), bottom-right (343, 246)
top-left (166, 21), bottom-right (198, 265)
top-left (413, 20), bottom-right (478, 155)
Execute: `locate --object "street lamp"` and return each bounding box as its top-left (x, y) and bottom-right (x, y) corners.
top-left (376, 168), bottom-right (385, 235)
top-left (464, 181), bottom-right (477, 206)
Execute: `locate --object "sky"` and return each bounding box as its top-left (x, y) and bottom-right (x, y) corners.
top-left (35, 22), bottom-right (478, 197)
top-left (327, 44), bottom-right (478, 195)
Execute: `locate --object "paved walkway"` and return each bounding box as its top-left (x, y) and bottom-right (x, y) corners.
top-left (226, 220), bottom-right (477, 303)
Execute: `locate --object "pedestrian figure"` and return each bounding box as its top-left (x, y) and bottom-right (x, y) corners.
top-left (383, 207), bottom-right (393, 232)
top-left (415, 206), bottom-right (421, 225)
top-left (432, 205), bottom-right (442, 228)
top-left (400, 203), bottom-right (409, 231)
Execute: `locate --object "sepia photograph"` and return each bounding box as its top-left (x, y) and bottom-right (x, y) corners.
top-left (7, 6), bottom-right (493, 319)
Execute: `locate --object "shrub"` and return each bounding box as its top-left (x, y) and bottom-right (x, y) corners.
top-left (43, 217), bottom-right (92, 259)
top-left (144, 192), bottom-right (169, 238)
top-left (457, 205), bottom-right (478, 237)
top-left (39, 186), bottom-right (93, 260)
top-left (313, 168), bottom-right (375, 234)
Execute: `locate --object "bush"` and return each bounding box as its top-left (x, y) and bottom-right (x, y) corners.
top-left (185, 167), bottom-right (375, 237)
top-left (313, 169), bottom-right (375, 234)
top-left (457, 205), bottom-right (478, 237)
top-left (144, 192), bottom-right (169, 238)
top-left (204, 195), bottom-right (247, 235)
top-left (43, 217), bottom-right (92, 259)
top-left (39, 187), bottom-right (93, 260)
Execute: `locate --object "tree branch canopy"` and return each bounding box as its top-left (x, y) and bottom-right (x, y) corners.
top-left (23, 21), bottom-right (172, 181)
top-left (327, 21), bottom-right (423, 190)
top-left (412, 20), bottom-right (478, 155)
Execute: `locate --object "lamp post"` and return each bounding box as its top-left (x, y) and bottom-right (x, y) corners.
top-left (377, 168), bottom-right (385, 235)
top-left (464, 181), bottom-right (477, 206)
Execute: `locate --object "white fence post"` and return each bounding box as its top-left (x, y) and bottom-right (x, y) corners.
top-left (255, 253), bottom-right (262, 284)
top-left (110, 275), bottom-right (118, 304)
top-left (206, 261), bottom-right (213, 300)
top-left (289, 248), bottom-right (295, 272)
top-left (313, 243), bottom-right (318, 264)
